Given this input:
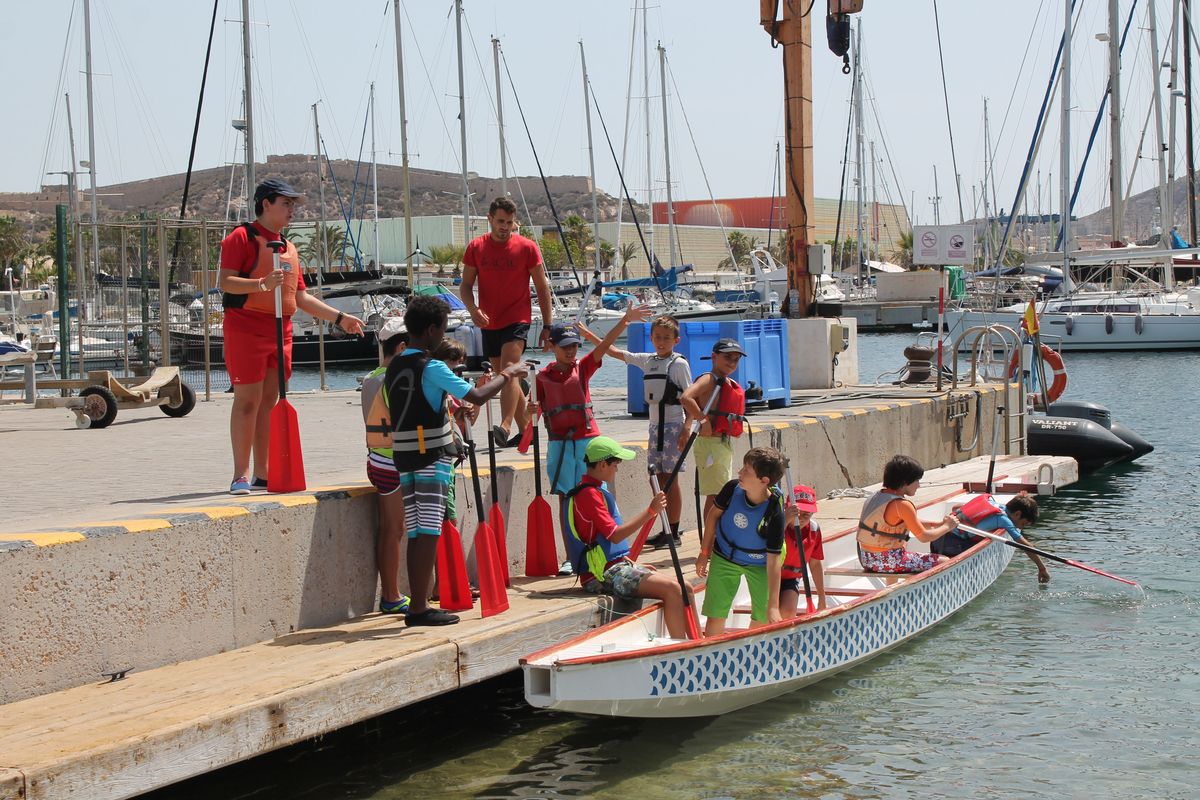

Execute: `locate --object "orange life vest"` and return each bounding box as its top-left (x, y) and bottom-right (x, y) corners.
top-left (537, 364), bottom-right (595, 441)
top-left (222, 223), bottom-right (301, 316)
top-left (706, 375), bottom-right (745, 437)
top-left (361, 366), bottom-right (392, 453)
top-left (856, 490), bottom-right (911, 553)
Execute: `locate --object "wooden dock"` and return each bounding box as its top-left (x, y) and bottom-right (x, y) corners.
top-left (0, 454), bottom-right (1076, 800)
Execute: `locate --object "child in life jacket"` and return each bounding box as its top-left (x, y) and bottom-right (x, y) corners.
top-left (360, 317), bottom-right (409, 615)
top-left (564, 436), bottom-right (695, 640)
top-left (781, 484), bottom-right (827, 614)
top-left (934, 493), bottom-right (1050, 582)
top-left (532, 302), bottom-right (651, 575)
top-left (384, 296), bottom-right (527, 626)
top-left (856, 455), bottom-right (959, 574)
top-left (681, 338), bottom-right (747, 529)
top-left (695, 447), bottom-right (788, 636)
top-left (581, 314), bottom-right (692, 549)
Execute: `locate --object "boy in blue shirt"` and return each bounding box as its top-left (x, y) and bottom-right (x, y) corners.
top-left (935, 493), bottom-right (1050, 583)
top-left (695, 446), bottom-right (788, 636)
top-left (385, 296), bottom-right (527, 626)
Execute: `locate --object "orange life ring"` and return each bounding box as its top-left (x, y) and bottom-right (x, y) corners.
top-left (1008, 343), bottom-right (1067, 405)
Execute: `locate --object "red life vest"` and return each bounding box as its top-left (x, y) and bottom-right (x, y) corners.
top-left (537, 364), bottom-right (595, 441)
top-left (958, 494), bottom-right (1004, 525)
top-left (707, 375), bottom-right (745, 437)
top-left (782, 520), bottom-right (821, 580)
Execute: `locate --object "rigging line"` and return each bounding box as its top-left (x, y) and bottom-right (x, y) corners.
top-left (320, 140), bottom-right (364, 265)
top-left (96, 2), bottom-right (169, 176)
top-left (499, 52), bottom-right (584, 291)
top-left (613, 1), bottom-right (640, 260)
top-left (347, 101), bottom-right (373, 270)
top-left (832, 78), bottom-right (855, 273)
top-left (587, 80), bottom-right (668, 302)
top-left (1056, 0), bottom-right (1140, 250)
top-left (403, 1), bottom-right (463, 174)
top-left (931, 0), bottom-right (965, 223)
top-left (767, 144), bottom-right (779, 252)
top-left (39, 0), bottom-right (78, 188)
top-left (861, 67), bottom-right (910, 246)
top-left (665, 58), bottom-right (738, 271)
top-left (993, 0), bottom-right (1050, 170)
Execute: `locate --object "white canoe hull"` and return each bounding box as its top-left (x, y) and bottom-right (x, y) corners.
top-left (523, 516), bottom-right (1013, 718)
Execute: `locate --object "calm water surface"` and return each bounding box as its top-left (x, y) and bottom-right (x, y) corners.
top-left (149, 333), bottom-right (1200, 800)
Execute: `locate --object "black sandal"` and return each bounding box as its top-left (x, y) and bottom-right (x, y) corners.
top-left (405, 608), bottom-right (461, 627)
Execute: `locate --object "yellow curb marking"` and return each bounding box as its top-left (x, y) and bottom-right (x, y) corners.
top-left (0, 532), bottom-right (87, 546)
top-left (166, 506), bottom-right (252, 520)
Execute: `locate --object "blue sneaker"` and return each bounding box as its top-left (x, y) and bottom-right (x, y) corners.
top-left (229, 476), bottom-right (253, 495)
top-left (380, 595), bottom-right (411, 615)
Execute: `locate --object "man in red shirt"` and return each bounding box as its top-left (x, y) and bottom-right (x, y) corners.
top-left (218, 178), bottom-right (365, 494)
top-left (459, 197), bottom-right (553, 445)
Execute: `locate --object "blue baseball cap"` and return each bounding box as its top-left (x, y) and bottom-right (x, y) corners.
top-left (549, 322), bottom-right (583, 347)
top-left (254, 178), bottom-right (305, 204)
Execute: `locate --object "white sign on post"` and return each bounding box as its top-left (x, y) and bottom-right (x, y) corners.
top-left (912, 224), bottom-right (975, 266)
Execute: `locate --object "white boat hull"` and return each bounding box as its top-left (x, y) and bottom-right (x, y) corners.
top-left (945, 308), bottom-right (1200, 351)
top-left (523, 500), bottom-right (1013, 718)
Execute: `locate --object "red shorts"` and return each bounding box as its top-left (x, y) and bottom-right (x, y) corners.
top-left (223, 309), bottom-right (292, 385)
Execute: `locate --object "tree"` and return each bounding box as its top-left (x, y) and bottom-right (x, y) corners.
top-left (618, 241), bottom-right (640, 279)
top-left (891, 230), bottom-right (914, 269)
top-left (561, 214), bottom-right (594, 267)
top-left (0, 216), bottom-right (27, 271)
top-left (538, 236), bottom-right (567, 270)
top-left (598, 240), bottom-right (615, 270)
top-left (428, 244), bottom-right (466, 277)
top-left (717, 231), bottom-right (759, 271)
top-left (295, 224), bottom-right (349, 268)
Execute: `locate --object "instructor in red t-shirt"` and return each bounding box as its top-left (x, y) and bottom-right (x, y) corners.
top-left (459, 196), bottom-right (553, 445)
top-left (218, 178), bottom-right (365, 495)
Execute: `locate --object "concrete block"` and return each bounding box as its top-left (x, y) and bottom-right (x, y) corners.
top-left (788, 318), bottom-right (858, 389)
top-left (876, 269), bottom-right (946, 301)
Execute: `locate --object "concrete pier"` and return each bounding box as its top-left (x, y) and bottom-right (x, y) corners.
top-left (0, 381), bottom-right (1074, 799)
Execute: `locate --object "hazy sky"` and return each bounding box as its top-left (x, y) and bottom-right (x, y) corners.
top-left (2, 1), bottom-right (1178, 226)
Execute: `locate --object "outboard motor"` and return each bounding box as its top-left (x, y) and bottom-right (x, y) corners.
top-left (1027, 416), bottom-right (1133, 473)
top-left (1048, 399), bottom-right (1153, 462)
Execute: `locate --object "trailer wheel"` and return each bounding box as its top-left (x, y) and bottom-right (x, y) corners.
top-left (79, 385), bottom-right (119, 429)
top-left (159, 382), bottom-right (197, 418)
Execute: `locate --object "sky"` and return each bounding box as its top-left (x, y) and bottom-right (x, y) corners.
top-left (1, 1), bottom-right (1180, 228)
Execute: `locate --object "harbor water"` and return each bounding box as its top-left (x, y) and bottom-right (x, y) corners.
top-left (145, 333), bottom-right (1199, 800)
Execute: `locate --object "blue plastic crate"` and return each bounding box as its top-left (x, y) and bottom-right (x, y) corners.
top-left (626, 319), bottom-right (791, 415)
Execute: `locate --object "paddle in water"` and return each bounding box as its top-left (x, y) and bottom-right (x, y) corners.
top-left (266, 240), bottom-right (305, 493)
top-left (957, 523), bottom-right (1141, 588)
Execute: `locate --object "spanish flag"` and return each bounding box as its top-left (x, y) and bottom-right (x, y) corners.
top-left (1022, 300), bottom-right (1040, 335)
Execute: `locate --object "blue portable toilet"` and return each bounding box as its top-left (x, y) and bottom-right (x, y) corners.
top-left (626, 319), bottom-right (791, 416)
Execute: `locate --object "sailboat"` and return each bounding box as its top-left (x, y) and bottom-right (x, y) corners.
top-left (945, 0), bottom-right (1200, 350)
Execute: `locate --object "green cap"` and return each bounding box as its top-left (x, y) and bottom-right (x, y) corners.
top-left (584, 436), bottom-right (637, 463)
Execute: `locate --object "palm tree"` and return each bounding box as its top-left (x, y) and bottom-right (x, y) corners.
top-left (295, 224), bottom-right (348, 269)
top-left (891, 230), bottom-right (914, 269)
top-left (618, 241), bottom-right (639, 279)
top-left (717, 231), bottom-right (758, 271)
top-left (428, 244), bottom-right (465, 277)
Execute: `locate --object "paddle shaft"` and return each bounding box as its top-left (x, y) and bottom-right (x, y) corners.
top-left (649, 474), bottom-right (700, 639)
top-left (268, 242), bottom-right (287, 399)
top-left (484, 385), bottom-right (499, 501)
top-left (783, 465), bottom-right (815, 613)
top-left (462, 422), bottom-right (488, 524)
top-left (659, 377), bottom-right (723, 497)
top-left (958, 523), bottom-right (1140, 587)
top-left (985, 403), bottom-right (1004, 493)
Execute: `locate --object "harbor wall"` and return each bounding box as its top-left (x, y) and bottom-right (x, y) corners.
top-left (0, 387), bottom-right (1007, 703)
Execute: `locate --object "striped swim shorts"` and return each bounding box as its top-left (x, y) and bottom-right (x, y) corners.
top-left (397, 455), bottom-right (457, 537)
top-left (366, 452), bottom-right (400, 496)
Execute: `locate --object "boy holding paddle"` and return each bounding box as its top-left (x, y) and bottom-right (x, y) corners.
top-left (564, 436), bottom-right (695, 640)
top-left (384, 296), bottom-right (527, 626)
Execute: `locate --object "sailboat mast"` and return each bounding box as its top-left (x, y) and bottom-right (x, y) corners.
top-left (1168, 0), bottom-right (1181, 240)
top-left (455, 0), bottom-right (470, 247)
top-left (983, 98), bottom-right (995, 263)
top-left (492, 37), bottom-right (508, 197)
top-left (1186, 0), bottom-right (1199, 244)
top-left (642, 0), bottom-right (655, 266)
top-left (1148, 0), bottom-right (1174, 288)
top-left (1061, 0), bottom-right (1075, 291)
top-left (241, 0), bottom-right (255, 208)
top-left (82, 0), bottom-right (100, 374)
top-left (392, 0), bottom-right (414, 285)
top-left (854, 21), bottom-right (865, 282)
top-left (370, 82), bottom-right (381, 268)
top-left (658, 42), bottom-right (677, 269)
top-left (1108, 0), bottom-right (1124, 245)
top-left (580, 42), bottom-right (601, 275)
top-left (312, 102), bottom-right (328, 389)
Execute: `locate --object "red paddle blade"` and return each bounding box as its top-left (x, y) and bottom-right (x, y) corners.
top-left (436, 519), bottom-right (474, 612)
top-left (516, 419), bottom-right (535, 454)
top-left (489, 504), bottom-right (511, 587)
top-left (684, 606), bottom-right (700, 640)
top-left (1065, 559), bottom-right (1141, 588)
top-left (474, 521), bottom-right (509, 617)
top-left (627, 516), bottom-right (658, 561)
top-left (525, 497), bottom-right (559, 577)
top-left (267, 399), bottom-right (305, 493)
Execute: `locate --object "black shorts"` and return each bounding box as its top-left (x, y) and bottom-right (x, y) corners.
top-left (481, 322), bottom-right (530, 359)
top-left (779, 577), bottom-right (802, 594)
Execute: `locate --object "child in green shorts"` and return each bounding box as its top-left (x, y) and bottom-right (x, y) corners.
top-left (695, 447), bottom-right (787, 636)
top-left (681, 338), bottom-right (747, 533)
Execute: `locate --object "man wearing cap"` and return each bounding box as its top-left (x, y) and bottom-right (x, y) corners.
top-left (459, 196), bottom-right (554, 446)
top-left (219, 178), bottom-right (365, 495)
top-left (563, 436), bottom-right (694, 640)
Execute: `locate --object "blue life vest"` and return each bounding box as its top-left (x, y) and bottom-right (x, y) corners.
top-left (715, 485), bottom-right (784, 567)
top-left (563, 480), bottom-right (629, 580)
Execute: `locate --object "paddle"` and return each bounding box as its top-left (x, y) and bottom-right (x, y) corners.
top-left (482, 380), bottom-right (510, 587)
top-left (649, 474), bottom-right (701, 640)
top-left (522, 365), bottom-right (559, 577)
top-left (985, 403), bottom-right (1004, 494)
top-left (463, 417), bottom-right (508, 616)
top-left (693, 465), bottom-right (704, 545)
top-left (782, 462), bottom-right (815, 615)
top-left (957, 522), bottom-right (1141, 588)
top-left (266, 240), bottom-right (305, 493)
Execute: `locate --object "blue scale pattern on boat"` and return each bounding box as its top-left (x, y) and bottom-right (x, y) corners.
top-left (648, 544), bottom-right (1010, 697)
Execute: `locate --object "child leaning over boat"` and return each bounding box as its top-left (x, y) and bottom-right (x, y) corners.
top-left (563, 436), bottom-right (696, 640)
top-left (934, 493), bottom-right (1050, 583)
top-left (581, 314), bottom-right (692, 549)
top-left (856, 455), bottom-right (959, 574)
top-left (782, 484), bottom-right (827, 613)
top-left (696, 447), bottom-right (788, 636)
